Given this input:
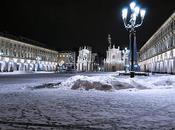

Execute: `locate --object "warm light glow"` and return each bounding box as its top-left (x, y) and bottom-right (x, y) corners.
top-left (130, 2), bottom-right (136, 10)
top-left (27, 59), bottom-right (31, 64)
top-left (13, 58), bottom-right (18, 62)
top-left (36, 56), bottom-right (41, 61)
top-left (122, 8), bottom-right (128, 19)
top-left (140, 9), bottom-right (146, 18)
top-left (21, 59), bottom-right (25, 63)
top-left (4, 57), bottom-right (9, 62)
top-left (134, 6), bottom-right (140, 16)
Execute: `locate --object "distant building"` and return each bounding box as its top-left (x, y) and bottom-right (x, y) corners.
top-left (104, 34), bottom-right (129, 72)
top-left (92, 53), bottom-right (100, 71)
top-left (57, 51), bottom-right (76, 72)
top-left (139, 12), bottom-right (175, 73)
top-left (76, 46), bottom-right (97, 72)
top-left (0, 35), bottom-right (58, 72)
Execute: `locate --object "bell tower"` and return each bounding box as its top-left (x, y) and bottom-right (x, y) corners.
top-left (108, 34), bottom-right (112, 49)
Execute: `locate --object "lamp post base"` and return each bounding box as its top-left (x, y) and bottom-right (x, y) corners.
top-left (130, 71), bottom-right (135, 78)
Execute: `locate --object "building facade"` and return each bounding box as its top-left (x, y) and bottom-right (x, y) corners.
top-left (139, 12), bottom-right (175, 73)
top-left (104, 34), bottom-right (130, 72)
top-left (92, 53), bottom-right (100, 71)
top-left (0, 36), bottom-right (58, 72)
top-left (76, 46), bottom-right (96, 72)
top-left (57, 52), bottom-right (76, 72)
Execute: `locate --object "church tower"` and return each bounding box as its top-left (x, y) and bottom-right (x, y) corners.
top-left (108, 34), bottom-right (112, 49)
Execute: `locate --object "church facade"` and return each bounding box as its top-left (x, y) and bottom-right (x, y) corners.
top-left (104, 34), bottom-right (130, 72)
top-left (0, 35), bottom-right (58, 72)
top-left (76, 46), bottom-right (96, 72)
top-left (139, 12), bottom-right (175, 73)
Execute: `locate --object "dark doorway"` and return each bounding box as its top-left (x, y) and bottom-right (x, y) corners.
top-left (112, 66), bottom-right (116, 72)
top-left (17, 64), bottom-right (19, 71)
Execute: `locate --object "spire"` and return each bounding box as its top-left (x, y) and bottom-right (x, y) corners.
top-left (108, 34), bottom-right (112, 49)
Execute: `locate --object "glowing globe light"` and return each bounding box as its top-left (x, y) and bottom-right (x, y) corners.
top-left (134, 6), bottom-right (140, 16)
top-left (140, 9), bottom-right (146, 18)
top-left (122, 8), bottom-right (128, 19)
top-left (130, 2), bottom-right (136, 10)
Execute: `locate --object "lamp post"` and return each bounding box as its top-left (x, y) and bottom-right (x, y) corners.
top-left (122, 1), bottom-right (146, 78)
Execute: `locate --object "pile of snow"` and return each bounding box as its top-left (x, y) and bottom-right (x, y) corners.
top-left (71, 80), bottom-right (112, 91)
top-left (141, 75), bottom-right (175, 89)
top-left (123, 75), bottom-right (175, 89)
top-left (56, 74), bottom-right (175, 91)
top-left (57, 75), bottom-right (136, 91)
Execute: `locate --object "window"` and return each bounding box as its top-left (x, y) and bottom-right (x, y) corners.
top-left (112, 55), bottom-right (115, 59)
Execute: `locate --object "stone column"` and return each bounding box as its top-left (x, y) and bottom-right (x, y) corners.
top-left (79, 63), bottom-right (82, 71)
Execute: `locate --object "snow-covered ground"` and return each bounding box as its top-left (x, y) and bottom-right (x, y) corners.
top-left (0, 71), bottom-right (54, 75)
top-left (57, 74), bottom-right (175, 90)
top-left (0, 73), bottom-right (175, 129)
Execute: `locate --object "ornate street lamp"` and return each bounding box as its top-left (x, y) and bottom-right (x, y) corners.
top-left (122, 1), bottom-right (146, 78)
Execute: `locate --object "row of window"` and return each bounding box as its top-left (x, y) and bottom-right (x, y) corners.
top-left (0, 38), bottom-right (58, 62)
top-left (59, 54), bottom-right (69, 58)
top-left (140, 19), bottom-right (175, 61)
top-left (144, 49), bottom-right (175, 64)
top-left (141, 36), bottom-right (174, 61)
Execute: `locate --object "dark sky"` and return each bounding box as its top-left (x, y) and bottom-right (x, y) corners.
top-left (0, 0), bottom-right (174, 57)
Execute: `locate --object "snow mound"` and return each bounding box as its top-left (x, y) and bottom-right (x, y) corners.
top-left (31, 75), bottom-right (175, 91)
top-left (71, 80), bottom-right (112, 91)
top-left (58, 75), bottom-right (138, 91)
top-left (128, 75), bottom-right (175, 89)
top-left (58, 75), bottom-right (175, 91)
top-left (151, 76), bottom-right (175, 88)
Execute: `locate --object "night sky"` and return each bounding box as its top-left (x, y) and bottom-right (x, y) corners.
top-left (0, 0), bottom-right (174, 57)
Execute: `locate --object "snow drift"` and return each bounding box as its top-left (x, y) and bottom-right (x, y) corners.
top-left (57, 75), bottom-right (137, 91)
top-left (56, 74), bottom-right (175, 91)
top-left (71, 80), bottom-right (112, 91)
top-left (31, 74), bottom-right (175, 91)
